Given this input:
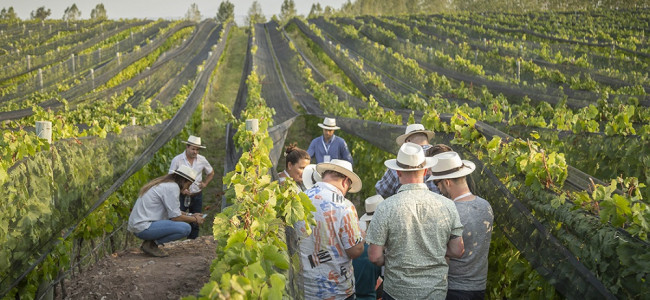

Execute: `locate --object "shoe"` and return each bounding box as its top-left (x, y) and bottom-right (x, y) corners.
top-left (140, 240), bottom-right (168, 257)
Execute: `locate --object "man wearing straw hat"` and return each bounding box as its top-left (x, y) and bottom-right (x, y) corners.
top-left (374, 124), bottom-right (443, 198)
top-left (428, 152), bottom-right (493, 300)
top-left (298, 159), bottom-right (364, 299)
top-left (168, 135), bottom-right (214, 239)
top-left (307, 117), bottom-right (353, 164)
top-left (366, 142), bottom-right (465, 300)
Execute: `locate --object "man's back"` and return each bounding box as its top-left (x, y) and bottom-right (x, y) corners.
top-left (298, 182), bottom-right (363, 299)
top-left (448, 196), bottom-right (493, 291)
top-left (366, 183), bottom-right (463, 299)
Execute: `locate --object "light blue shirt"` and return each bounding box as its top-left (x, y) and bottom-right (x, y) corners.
top-left (307, 135), bottom-right (353, 164)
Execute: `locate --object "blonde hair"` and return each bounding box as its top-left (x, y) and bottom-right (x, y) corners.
top-left (139, 173), bottom-right (189, 197)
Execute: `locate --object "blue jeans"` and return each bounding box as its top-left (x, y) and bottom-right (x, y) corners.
top-left (179, 191), bottom-right (203, 239)
top-left (134, 220), bottom-right (191, 245)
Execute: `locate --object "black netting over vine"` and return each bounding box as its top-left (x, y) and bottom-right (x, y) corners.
top-left (0, 21), bottom-right (162, 105)
top-left (0, 22), bottom-right (230, 297)
top-left (220, 19), bottom-right (650, 298)
top-left (0, 21), bottom-right (196, 122)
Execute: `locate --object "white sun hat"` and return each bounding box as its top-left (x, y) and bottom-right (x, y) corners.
top-left (316, 159), bottom-right (362, 193)
top-left (301, 164), bottom-right (322, 190)
top-left (395, 124), bottom-right (435, 145)
top-left (360, 195), bottom-right (384, 222)
top-left (384, 142), bottom-right (437, 172)
top-left (427, 151), bottom-right (476, 181)
top-left (174, 165), bottom-right (198, 182)
top-left (317, 117), bottom-right (341, 130)
top-left (181, 135), bottom-right (206, 149)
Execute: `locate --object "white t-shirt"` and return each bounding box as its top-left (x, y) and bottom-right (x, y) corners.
top-left (168, 151), bottom-right (213, 194)
top-left (128, 182), bottom-right (183, 233)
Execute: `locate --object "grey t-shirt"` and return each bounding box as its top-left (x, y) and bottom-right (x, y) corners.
top-left (448, 195), bottom-right (494, 291)
top-left (127, 182), bottom-right (183, 233)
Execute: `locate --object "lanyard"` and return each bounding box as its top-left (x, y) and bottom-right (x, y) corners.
top-left (453, 192), bottom-right (473, 202)
top-left (321, 136), bottom-right (334, 154)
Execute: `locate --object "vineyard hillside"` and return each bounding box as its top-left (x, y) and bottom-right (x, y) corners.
top-left (1, 8), bottom-right (649, 300)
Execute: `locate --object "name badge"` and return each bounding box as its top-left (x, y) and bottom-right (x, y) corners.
top-left (323, 155), bottom-right (331, 162)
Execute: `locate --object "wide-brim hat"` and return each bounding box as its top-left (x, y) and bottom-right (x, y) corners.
top-left (181, 135), bottom-right (206, 149)
top-left (385, 142), bottom-right (437, 172)
top-left (318, 117), bottom-right (340, 130)
top-left (302, 164), bottom-right (322, 190)
top-left (360, 195), bottom-right (384, 222)
top-left (395, 124), bottom-right (435, 145)
top-left (316, 159), bottom-right (362, 193)
top-left (174, 165), bottom-right (198, 182)
top-left (427, 151), bottom-right (476, 181)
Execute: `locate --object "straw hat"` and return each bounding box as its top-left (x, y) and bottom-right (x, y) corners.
top-left (316, 159), bottom-right (362, 193)
top-left (360, 195), bottom-right (384, 222)
top-left (318, 117), bottom-right (341, 130)
top-left (395, 124), bottom-right (435, 145)
top-left (181, 135), bottom-right (206, 149)
top-left (174, 165), bottom-right (198, 182)
top-left (302, 164), bottom-right (322, 190)
top-left (384, 142), bottom-right (437, 172)
top-left (427, 152), bottom-right (476, 181)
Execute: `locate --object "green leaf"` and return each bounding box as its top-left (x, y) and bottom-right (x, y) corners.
top-left (225, 230), bottom-right (247, 250)
top-left (267, 273), bottom-right (285, 300)
top-left (263, 245), bottom-right (289, 270)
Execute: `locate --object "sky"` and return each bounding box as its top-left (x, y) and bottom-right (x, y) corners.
top-left (0, 0), bottom-right (349, 24)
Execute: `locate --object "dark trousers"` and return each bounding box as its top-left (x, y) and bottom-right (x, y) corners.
top-left (446, 289), bottom-right (485, 300)
top-left (383, 291), bottom-right (396, 300)
top-left (179, 191), bottom-right (203, 239)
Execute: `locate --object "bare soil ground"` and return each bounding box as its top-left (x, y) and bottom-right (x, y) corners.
top-left (57, 236), bottom-right (216, 300)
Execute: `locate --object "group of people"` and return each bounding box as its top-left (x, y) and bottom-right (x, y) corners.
top-left (124, 116), bottom-right (494, 300)
top-left (127, 135), bottom-right (214, 257)
top-left (285, 118), bottom-right (494, 300)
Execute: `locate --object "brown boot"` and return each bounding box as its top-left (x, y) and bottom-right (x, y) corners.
top-left (140, 240), bottom-right (168, 257)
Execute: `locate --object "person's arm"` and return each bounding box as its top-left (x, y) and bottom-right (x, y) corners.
top-left (375, 169), bottom-right (397, 199)
top-left (306, 139), bottom-right (317, 162)
top-left (171, 213), bottom-right (205, 225)
top-left (162, 185), bottom-right (203, 224)
top-left (345, 242), bottom-right (364, 259)
top-left (340, 139), bottom-right (353, 164)
top-left (446, 235), bottom-right (464, 258)
top-left (368, 244), bottom-right (385, 266)
top-left (200, 170), bottom-right (214, 189)
top-left (168, 156), bottom-right (178, 174)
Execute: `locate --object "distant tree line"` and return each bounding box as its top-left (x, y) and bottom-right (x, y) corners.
top-left (0, 3), bottom-right (108, 21)
top-left (7, 0), bottom-right (643, 26)
top-left (338, 0), bottom-right (649, 15)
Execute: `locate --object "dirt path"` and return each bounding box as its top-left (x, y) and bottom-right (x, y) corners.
top-left (58, 236), bottom-right (216, 300)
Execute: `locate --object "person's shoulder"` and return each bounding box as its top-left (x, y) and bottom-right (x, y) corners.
top-left (422, 190), bottom-right (454, 204)
top-left (197, 153), bottom-right (210, 163)
top-left (170, 152), bottom-right (183, 161)
top-left (474, 195), bottom-right (493, 209)
top-left (157, 181), bottom-right (179, 191)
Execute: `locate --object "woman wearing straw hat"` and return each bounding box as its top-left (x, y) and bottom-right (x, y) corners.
top-left (298, 159), bottom-right (364, 299)
top-left (128, 165), bottom-right (206, 257)
top-left (366, 143), bottom-right (464, 300)
top-left (428, 152), bottom-right (493, 300)
top-left (168, 135), bottom-right (214, 239)
top-left (306, 117), bottom-right (353, 164)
